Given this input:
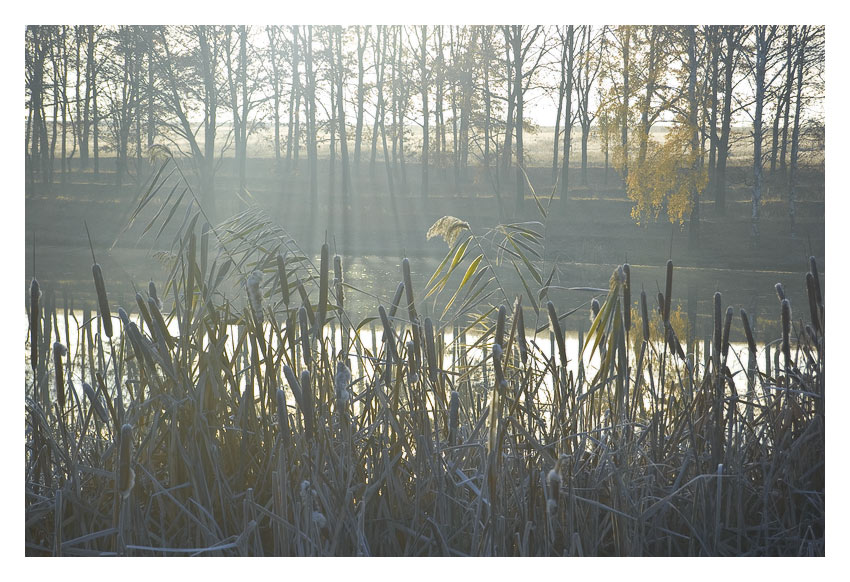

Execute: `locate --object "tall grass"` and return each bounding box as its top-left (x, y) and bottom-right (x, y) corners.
top-left (24, 158), bottom-right (824, 556)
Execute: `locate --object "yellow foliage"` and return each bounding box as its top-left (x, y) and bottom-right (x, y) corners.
top-left (626, 121), bottom-right (708, 226)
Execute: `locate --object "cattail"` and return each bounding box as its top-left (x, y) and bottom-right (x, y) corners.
top-left (721, 306), bottom-right (733, 364)
top-left (53, 342), bottom-right (67, 412)
top-left (590, 298), bottom-right (600, 322)
top-left (492, 343), bottom-right (506, 389)
top-left (448, 390), bottom-right (459, 446)
top-left (316, 243), bottom-right (329, 335)
top-left (657, 292), bottom-right (665, 316)
top-left (495, 305), bottom-right (507, 349)
top-left (378, 305), bottom-right (398, 363)
top-left (147, 296), bottom-right (171, 350)
top-left (83, 382), bottom-right (109, 424)
top-left (402, 258), bottom-right (418, 321)
top-left (300, 369), bottom-right (314, 440)
top-left (118, 424), bottom-right (135, 499)
top-left (246, 270), bottom-right (264, 326)
top-left (334, 360), bottom-right (352, 405)
top-left (333, 254), bottom-right (344, 309)
top-left (405, 340), bottom-right (419, 383)
top-left (148, 280), bottom-right (161, 310)
top-left (623, 264), bottom-right (631, 333)
top-left (781, 298), bottom-right (792, 367)
top-left (775, 282), bottom-right (785, 302)
top-left (641, 290), bottom-right (650, 342)
top-left (546, 457), bottom-right (564, 516)
top-left (283, 365), bottom-right (302, 402)
top-left (296, 278), bottom-right (316, 328)
top-left (135, 292), bottom-right (153, 335)
top-left (388, 281), bottom-right (405, 319)
top-left (809, 256), bottom-right (822, 309)
top-left (713, 291), bottom-right (723, 365)
top-left (514, 298), bottom-right (527, 365)
top-left (547, 301), bottom-right (567, 370)
top-left (276, 388), bottom-right (291, 449)
top-left (424, 317), bottom-right (438, 383)
top-left (740, 309), bottom-right (757, 357)
top-left (806, 272), bottom-right (821, 335)
top-left (30, 278), bottom-right (40, 373)
top-left (299, 306), bottom-right (312, 368)
top-left (663, 260), bottom-right (673, 324)
top-left (92, 263), bottom-right (113, 338)
top-left (277, 253), bottom-right (290, 307)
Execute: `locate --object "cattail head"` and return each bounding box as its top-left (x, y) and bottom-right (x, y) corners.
top-left (276, 388), bottom-right (290, 449)
top-left (590, 298), bottom-right (600, 322)
top-left (117, 307), bottom-right (130, 328)
top-left (334, 360), bottom-right (352, 405)
top-left (623, 264), bottom-right (631, 332)
top-left (495, 305), bottom-right (507, 349)
top-left (641, 290), bottom-right (650, 342)
top-left (30, 278), bottom-right (40, 372)
top-left (546, 456), bottom-right (565, 515)
top-left (92, 263), bottom-right (112, 338)
top-left (713, 292), bottom-right (722, 362)
top-left (740, 309), bottom-right (757, 357)
top-left (492, 343), bottom-right (506, 389)
top-left (149, 280), bottom-right (161, 310)
top-left (53, 342), bottom-right (67, 412)
top-left (299, 306), bottom-right (312, 368)
top-left (297, 369), bottom-right (314, 442)
top-left (405, 340), bottom-right (419, 384)
top-left (775, 282), bottom-right (786, 302)
top-left (118, 424), bottom-right (135, 499)
top-left (664, 260), bottom-right (673, 324)
top-left (424, 317), bottom-right (438, 383)
top-left (514, 298), bottom-right (528, 365)
top-left (781, 298), bottom-right (792, 365)
top-left (246, 270), bottom-right (264, 326)
top-left (333, 254), bottom-right (344, 308)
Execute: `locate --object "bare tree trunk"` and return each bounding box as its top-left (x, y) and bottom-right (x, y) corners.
top-left (419, 25), bottom-right (429, 198)
top-left (687, 25), bottom-right (700, 250)
top-left (751, 26), bottom-right (776, 247)
top-left (354, 26), bottom-right (367, 168)
top-left (560, 26), bottom-right (574, 204)
top-left (779, 26), bottom-right (794, 176)
top-left (336, 26), bottom-right (351, 200)
top-left (715, 26), bottom-right (738, 216)
top-left (788, 26), bottom-right (807, 239)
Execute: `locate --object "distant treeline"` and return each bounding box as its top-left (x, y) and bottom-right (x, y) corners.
top-left (25, 25), bottom-right (824, 242)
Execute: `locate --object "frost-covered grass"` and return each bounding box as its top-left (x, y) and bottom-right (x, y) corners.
top-left (24, 159), bottom-right (824, 556)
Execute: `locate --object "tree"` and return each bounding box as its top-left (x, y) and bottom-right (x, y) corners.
top-left (749, 25), bottom-right (779, 247)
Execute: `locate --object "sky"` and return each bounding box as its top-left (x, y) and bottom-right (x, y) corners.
top-left (3, 0), bottom-right (848, 575)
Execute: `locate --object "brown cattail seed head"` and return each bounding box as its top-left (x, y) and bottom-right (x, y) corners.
top-left (775, 283), bottom-right (785, 302)
top-left (246, 270), bottom-right (264, 326)
top-left (623, 264), bottom-right (631, 332)
top-left (641, 290), bottom-right (650, 342)
top-left (92, 263), bottom-right (112, 338)
top-left (53, 342), bottom-right (67, 411)
top-left (664, 260), bottom-right (673, 324)
top-left (30, 278), bottom-right (40, 372)
top-left (118, 424), bottom-right (135, 499)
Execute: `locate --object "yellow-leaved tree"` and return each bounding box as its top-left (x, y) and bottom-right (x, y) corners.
top-left (626, 119), bottom-right (707, 227)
